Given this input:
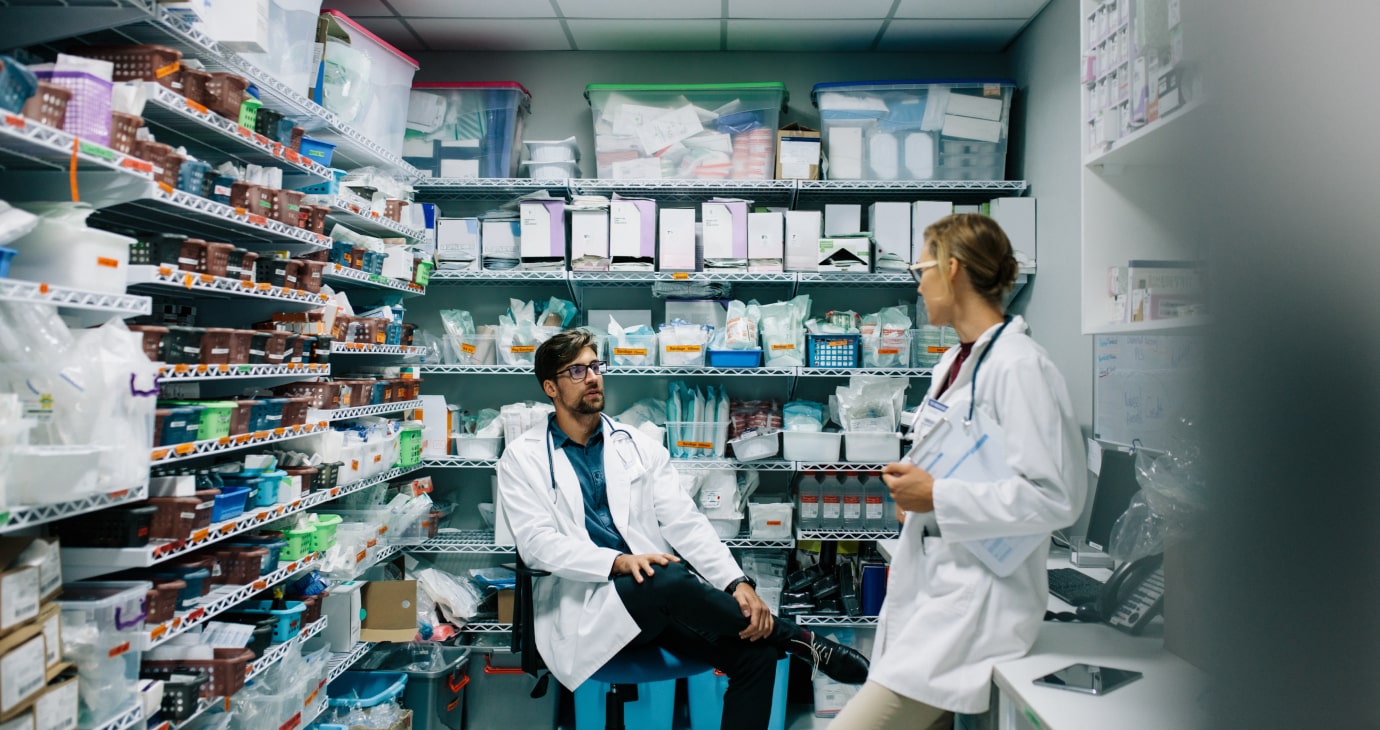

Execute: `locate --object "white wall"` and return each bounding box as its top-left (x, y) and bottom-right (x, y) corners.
top-left (411, 50), bottom-right (1010, 178)
top-left (1007, 0), bottom-right (1091, 430)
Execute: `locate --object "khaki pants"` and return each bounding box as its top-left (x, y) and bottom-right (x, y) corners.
top-left (828, 681), bottom-right (954, 730)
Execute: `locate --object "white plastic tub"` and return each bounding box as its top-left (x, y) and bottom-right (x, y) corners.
top-left (658, 334), bottom-right (706, 367)
top-left (7, 444), bottom-right (109, 505)
top-left (316, 10), bottom-right (419, 157)
top-left (608, 334), bottom-right (658, 367)
top-left (782, 431), bottom-right (841, 462)
top-left (405, 82), bottom-right (531, 178)
top-left (455, 436), bottom-right (502, 459)
top-left (730, 430), bottom-right (780, 462)
top-left (450, 334), bottom-right (497, 366)
top-left (6, 204), bottom-right (133, 294)
top-left (498, 327), bottom-right (560, 367)
top-left (844, 432), bottom-right (901, 462)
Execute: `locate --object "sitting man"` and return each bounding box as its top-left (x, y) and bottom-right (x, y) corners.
top-left (498, 330), bottom-right (868, 730)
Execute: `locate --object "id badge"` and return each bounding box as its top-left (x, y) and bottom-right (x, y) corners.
top-left (916, 397), bottom-right (949, 437)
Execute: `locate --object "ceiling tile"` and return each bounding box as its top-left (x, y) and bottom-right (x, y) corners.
top-left (727, 19), bottom-right (881, 52)
top-left (557, 0), bottom-right (722, 19)
top-left (568, 19), bottom-right (720, 51)
top-left (729, 0), bottom-right (894, 19)
top-left (347, 17), bottom-right (424, 52)
top-left (320, 0), bottom-right (394, 16)
top-left (411, 18), bottom-right (571, 51)
top-left (384, 0), bottom-right (557, 18)
top-left (894, 0), bottom-right (1050, 20)
top-left (877, 18), bottom-right (1026, 51)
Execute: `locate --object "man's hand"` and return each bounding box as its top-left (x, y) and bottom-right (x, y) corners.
top-left (881, 461), bottom-right (936, 514)
top-left (612, 553), bottom-right (680, 583)
top-left (733, 583), bottom-right (774, 641)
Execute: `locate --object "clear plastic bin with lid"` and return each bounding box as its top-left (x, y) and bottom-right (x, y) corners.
top-left (585, 82), bottom-right (787, 180)
top-left (314, 10), bottom-right (420, 157)
top-left (811, 79), bottom-right (1014, 181)
top-left (405, 82), bottom-right (531, 178)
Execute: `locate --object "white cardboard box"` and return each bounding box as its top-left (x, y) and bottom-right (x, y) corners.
top-left (659, 208), bottom-right (697, 272)
top-left (747, 212), bottom-right (784, 272)
top-left (702, 200), bottom-right (748, 264)
top-left (481, 220), bottom-right (520, 266)
top-left (988, 197), bottom-right (1037, 266)
top-left (868, 202), bottom-right (912, 266)
top-left (911, 201), bottom-right (954, 260)
top-left (818, 237), bottom-right (872, 272)
top-left (828, 126), bottom-right (864, 179)
top-left (570, 209), bottom-right (610, 271)
top-left (824, 204), bottom-right (861, 236)
top-left (785, 210), bottom-right (822, 272)
top-left (519, 200), bottom-right (566, 266)
top-left (322, 581), bottom-right (364, 652)
top-left (436, 218), bottom-right (480, 271)
top-left (418, 394), bottom-right (449, 457)
top-left (610, 198), bottom-right (656, 269)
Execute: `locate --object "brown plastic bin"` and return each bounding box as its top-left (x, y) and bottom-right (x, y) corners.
top-left (263, 331), bottom-right (290, 365)
top-left (275, 190), bottom-right (305, 226)
top-left (180, 68), bottom-right (213, 107)
top-left (200, 328), bottom-right (251, 365)
top-left (146, 580), bottom-right (185, 624)
top-left (148, 496), bottom-right (206, 540)
top-left (128, 325), bottom-right (168, 362)
top-left (20, 82), bottom-right (69, 128)
top-left (299, 205), bottom-right (328, 234)
top-left (109, 112), bottom-right (143, 154)
top-left (132, 140), bottom-right (183, 188)
top-left (281, 259), bottom-right (303, 291)
top-left (206, 72), bottom-right (249, 121)
top-left (281, 397), bottom-right (310, 428)
top-left (273, 381), bottom-right (343, 410)
top-left (298, 260), bottom-right (325, 293)
top-left (216, 546), bottom-right (268, 586)
top-left (71, 45), bottom-right (182, 89)
top-left (283, 466), bottom-right (318, 495)
top-left (384, 199), bottom-right (408, 222)
top-left (400, 322), bottom-right (417, 346)
top-left (143, 648), bottom-right (254, 700)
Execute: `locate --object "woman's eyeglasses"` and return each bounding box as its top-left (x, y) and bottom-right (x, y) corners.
top-left (909, 260), bottom-right (940, 284)
top-left (557, 360), bottom-right (608, 381)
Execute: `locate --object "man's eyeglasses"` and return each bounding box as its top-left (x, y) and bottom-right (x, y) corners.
top-left (557, 360), bottom-right (607, 381)
top-left (909, 260), bottom-right (940, 284)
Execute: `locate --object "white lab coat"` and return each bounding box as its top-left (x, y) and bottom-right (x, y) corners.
top-left (870, 316), bottom-right (1087, 713)
top-left (496, 417), bottom-right (744, 690)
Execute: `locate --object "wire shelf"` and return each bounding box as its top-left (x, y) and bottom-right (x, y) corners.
top-left (569, 271), bottom-right (796, 287)
top-left (461, 622), bottom-right (512, 634)
top-left (795, 272), bottom-right (916, 287)
top-left (427, 269), bottom-right (570, 285)
top-left (320, 195), bottom-right (427, 241)
top-left (127, 264), bottom-right (329, 308)
top-left (794, 179), bottom-right (1028, 205)
top-left (246, 616), bottom-right (328, 681)
top-left (149, 422), bottom-right (326, 465)
top-left (418, 364), bottom-right (532, 375)
top-left (795, 615), bottom-right (879, 627)
top-left (422, 457), bottom-right (499, 469)
top-left (604, 366), bottom-right (797, 377)
top-left (329, 342), bottom-right (427, 357)
top-left (723, 533), bottom-right (795, 549)
top-left (319, 263), bottom-right (426, 297)
top-left (90, 700), bottom-right (145, 730)
top-left (312, 399), bottom-right (422, 423)
top-left (156, 362), bottom-right (330, 382)
top-left (0, 482), bottom-right (148, 535)
top-left (671, 459), bottom-right (796, 471)
top-left (0, 277), bottom-right (151, 316)
top-left (569, 178), bottom-right (797, 206)
top-left (326, 641), bottom-right (377, 684)
top-left (133, 553), bottom-right (322, 651)
top-left (138, 82), bottom-right (333, 182)
top-left (407, 531), bottom-right (516, 555)
top-left (797, 530), bottom-right (901, 541)
top-left (796, 463), bottom-right (893, 472)
top-left (796, 367), bottom-right (934, 378)
top-left (0, 111), bottom-right (153, 174)
top-left (412, 177), bottom-right (569, 202)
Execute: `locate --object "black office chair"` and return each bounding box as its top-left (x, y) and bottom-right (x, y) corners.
top-left (510, 555), bottom-right (712, 730)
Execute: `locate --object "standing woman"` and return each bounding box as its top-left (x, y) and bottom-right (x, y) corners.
top-left (829, 214), bottom-right (1087, 729)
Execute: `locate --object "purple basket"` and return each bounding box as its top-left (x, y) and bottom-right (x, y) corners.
top-left (36, 69), bottom-right (112, 146)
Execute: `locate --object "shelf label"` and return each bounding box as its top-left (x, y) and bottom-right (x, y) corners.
top-left (174, 444), bottom-right (194, 455)
top-left (613, 347), bottom-right (647, 356)
top-left (4, 114), bottom-right (23, 128)
top-left (253, 580), bottom-right (267, 591)
top-left (150, 625), bottom-right (167, 641)
top-left (666, 345), bottom-right (702, 353)
top-left (236, 126), bottom-right (252, 139)
top-left (509, 345), bottom-right (535, 354)
top-left (188, 608), bottom-right (205, 622)
top-left (676, 440), bottom-right (714, 449)
top-left (154, 61), bottom-right (180, 79)
top-left (770, 343), bottom-right (796, 351)
top-left (280, 712), bottom-right (302, 730)
top-left (220, 522), bottom-right (237, 534)
top-left (304, 688), bottom-right (319, 706)
top-left (355, 550), bottom-right (367, 563)
top-left (78, 141), bottom-right (116, 161)
top-left (121, 158), bottom-right (153, 173)
top-left (673, 272), bottom-right (689, 280)
top-left (192, 528), bottom-right (209, 542)
top-left (248, 214), bottom-right (268, 226)
top-left (185, 99), bottom-right (209, 115)
top-left (157, 182), bottom-right (174, 194)
top-left (367, 538), bottom-right (377, 549)
top-left (108, 642), bottom-right (130, 658)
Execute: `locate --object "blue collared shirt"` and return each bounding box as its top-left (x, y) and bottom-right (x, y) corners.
top-left (549, 416), bottom-right (630, 554)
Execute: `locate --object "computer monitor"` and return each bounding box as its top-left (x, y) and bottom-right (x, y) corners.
top-left (1085, 448), bottom-right (1142, 552)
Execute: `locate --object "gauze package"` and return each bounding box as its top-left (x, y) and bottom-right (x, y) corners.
top-left (759, 294), bottom-right (810, 367)
top-left (608, 318), bottom-right (657, 366)
top-left (834, 376), bottom-right (910, 432)
top-left (862, 305), bottom-right (914, 367)
top-left (658, 322), bottom-right (712, 367)
top-left (714, 300), bottom-right (761, 351)
top-left (784, 400), bottom-right (826, 432)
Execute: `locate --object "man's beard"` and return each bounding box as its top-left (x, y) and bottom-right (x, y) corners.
top-left (572, 393), bottom-right (604, 415)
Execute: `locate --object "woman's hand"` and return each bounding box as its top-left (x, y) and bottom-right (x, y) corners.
top-left (881, 461), bottom-right (936, 514)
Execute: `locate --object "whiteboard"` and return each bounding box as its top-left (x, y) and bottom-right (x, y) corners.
top-left (1093, 334), bottom-right (1204, 452)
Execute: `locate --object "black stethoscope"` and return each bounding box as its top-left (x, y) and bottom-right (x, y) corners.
top-left (960, 316), bottom-right (1012, 425)
top-left (544, 413), bottom-right (645, 497)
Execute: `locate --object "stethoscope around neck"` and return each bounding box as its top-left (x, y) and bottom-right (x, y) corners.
top-left (961, 316), bottom-right (1012, 426)
top-left (544, 413), bottom-right (644, 495)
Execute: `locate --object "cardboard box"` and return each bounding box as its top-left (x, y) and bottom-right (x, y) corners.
top-left (480, 220), bottom-right (519, 268)
top-left (911, 201), bottom-right (954, 261)
top-left (988, 197), bottom-right (1036, 266)
top-left (569, 209), bottom-right (610, 272)
top-left (609, 198), bottom-right (657, 270)
top-left (817, 236), bottom-right (872, 273)
top-left (0, 541), bottom-right (58, 606)
top-left (827, 127), bottom-right (864, 179)
top-left (203, 0), bottom-right (268, 53)
top-left (435, 218), bottom-right (480, 271)
top-left (658, 208), bottom-right (697, 272)
top-left (747, 212), bottom-right (784, 273)
top-left (323, 581), bottom-right (363, 652)
top-left (868, 202), bottom-right (911, 269)
top-left (31, 666), bottom-right (75, 730)
top-left (34, 607), bottom-right (57, 675)
top-left (785, 211), bottom-right (822, 272)
top-left (0, 620), bottom-right (49, 721)
top-left (824, 205), bottom-right (861, 236)
top-left (495, 589), bottom-right (514, 624)
top-left (519, 200), bottom-right (566, 268)
top-left (701, 199), bottom-right (748, 266)
top-left (359, 581), bottom-right (418, 643)
top-left (0, 541), bottom-right (40, 637)
top-left (418, 395), bottom-right (449, 457)
top-left (775, 123), bottom-right (821, 180)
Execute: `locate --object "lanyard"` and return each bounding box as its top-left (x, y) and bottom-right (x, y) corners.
top-left (965, 316), bottom-right (1011, 424)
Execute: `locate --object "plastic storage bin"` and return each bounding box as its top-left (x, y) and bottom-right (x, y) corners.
top-left (0, 247), bottom-right (13, 278)
top-left (687, 657), bottom-right (790, 730)
top-left (35, 63), bottom-right (113, 145)
top-left (844, 432), bottom-right (901, 462)
top-left (298, 136), bottom-right (335, 165)
top-left (327, 672), bottom-right (408, 709)
top-left (309, 514), bottom-right (342, 552)
top-left (782, 431), bottom-right (842, 462)
top-left (59, 581), bottom-right (150, 635)
top-left (666, 422), bottom-right (729, 460)
top-left (658, 336), bottom-right (706, 367)
top-left (806, 334), bottom-right (861, 368)
top-left (154, 406), bottom-right (200, 445)
top-left (404, 82), bottom-right (531, 178)
top-left (0, 55), bottom-right (37, 114)
top-left (217, 546), bottom-right (268, 585)
top-left (54, 504), bottom-right (157, 547)
top-left (862, 329), bottom-right (913, 368)
top-left (396, 646), bottom-right (469, 730)
top-left (144, 579), bottom-right (184, 623)
top-left (20, 80), bottom-right (69, 127)
top-left (222, 600), bottom-right (305, 643)
top-left (586, 83), bottom-right (786, 180)
top-left (608, 334), bottom-right (657, 367)
top-left (238, 0), bottom-right (322, 96)
top-left (143, 648), bottom-right (253, 700)
top-left (315, 10), bottom-right (418, 157)
top-left (59, 581), bottom-right (150, 726)
top-left (707, 349), bottom-right (763, 368)
top-left (812, 80), bottom-right (1015, 181)
top-left (454, 435), bottom-right (502, 460)
top-left (913, 325), bottom-right (957, 367)
top-left (465, 640), bottom-right (558, 728)
top-left (149, 568), bottom-right (208, 608)
top-left (155, 673), bottom-right (208, 722)
top-left (5, 203), bottom-right (132, 294)
top-left (729, 429), bottom-right (780, 461)
top-left (211, 485), bottom-right (252, 522)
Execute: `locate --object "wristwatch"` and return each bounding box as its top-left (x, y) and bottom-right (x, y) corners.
top-left (725, 575), bottom-right (757, 594)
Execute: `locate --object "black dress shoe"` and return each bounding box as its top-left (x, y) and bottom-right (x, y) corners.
top-left (791, 634), bottom-right (870, 684)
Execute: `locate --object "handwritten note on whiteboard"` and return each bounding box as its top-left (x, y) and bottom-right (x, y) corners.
top-left (1093, 335), bottom-right (1204, 451)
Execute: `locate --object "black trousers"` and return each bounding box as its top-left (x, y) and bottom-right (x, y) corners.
top-left (613, 562), bottom-right (791, 730)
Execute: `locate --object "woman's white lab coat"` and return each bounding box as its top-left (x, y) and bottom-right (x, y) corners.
top-left (870, 315), bottom-right (1087, 713)
top-left (496, 418), bottom-right (744, 690)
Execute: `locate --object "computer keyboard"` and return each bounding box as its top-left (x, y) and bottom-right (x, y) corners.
top-left (1047, 568), bottom-right (1105, 606)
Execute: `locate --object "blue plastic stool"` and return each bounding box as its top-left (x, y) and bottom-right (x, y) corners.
top-left (580, 645), bottom-right (713, 730)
